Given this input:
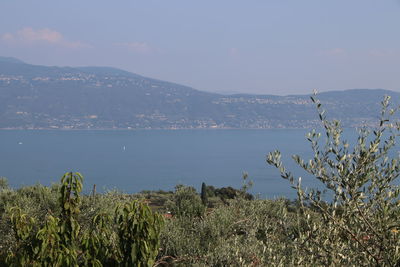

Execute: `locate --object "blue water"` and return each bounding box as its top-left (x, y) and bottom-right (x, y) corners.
top-left (0, 129), bottom-right (353, 198)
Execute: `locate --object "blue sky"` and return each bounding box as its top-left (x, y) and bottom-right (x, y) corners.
top-left (1, 0), bottom-right (400, 95)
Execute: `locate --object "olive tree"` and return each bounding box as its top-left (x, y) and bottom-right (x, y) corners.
top-left (267, 95), bottom-right (400, 265)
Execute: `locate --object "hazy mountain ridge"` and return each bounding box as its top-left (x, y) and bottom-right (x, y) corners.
top-left (0, 57), bottom-right (399, 129)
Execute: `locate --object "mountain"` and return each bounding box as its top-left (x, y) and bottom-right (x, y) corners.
top-left (0, 57), bottom-right (399, 129)
top-left (0, 56), bottom-right (25, 64)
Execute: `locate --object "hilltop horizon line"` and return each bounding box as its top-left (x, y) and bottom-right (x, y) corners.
top-left (0, 55), bottom-right (395, 97)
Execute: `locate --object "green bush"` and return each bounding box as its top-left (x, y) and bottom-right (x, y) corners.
top-left (166, 185), bottom-right (205, 218)
top-left (115, 200), bottom-right (164, 266)
top-left (159, 198), bottom-right (301, 266)
top-left (4, 172), bottom-right (164, 266)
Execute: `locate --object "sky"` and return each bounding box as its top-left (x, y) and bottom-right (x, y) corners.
top-left (1, 0), bottom-right (400, 95)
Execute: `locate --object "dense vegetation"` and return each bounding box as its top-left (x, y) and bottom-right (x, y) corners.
top-left (1, 95), bottom-right (400, 266)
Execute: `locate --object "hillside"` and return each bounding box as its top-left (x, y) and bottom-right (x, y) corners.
top-left (0, 57), bottom-right (399, 129)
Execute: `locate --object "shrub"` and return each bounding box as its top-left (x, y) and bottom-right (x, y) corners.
top-left (166, 185), bottom-right (205, 218)
top-left (115, 200), bottom-right (164, 266)
top-left (159, 198), bottom-right (301, 266)
top-left (4, 172), bottom-right (164, 266)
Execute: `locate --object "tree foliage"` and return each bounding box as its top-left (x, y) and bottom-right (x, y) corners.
top-left (167, 185), bottom-right (205, 218)
top-left (267, 95), bottom-right (400, 265)
top-left (5, 172), bottom-right (164, 266)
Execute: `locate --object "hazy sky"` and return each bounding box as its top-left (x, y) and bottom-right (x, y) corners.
top-left (1, 0), bottom-right (400, 95)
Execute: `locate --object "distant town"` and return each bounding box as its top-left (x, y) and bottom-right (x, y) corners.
top-left (1, 57), bottom-right (399, 130)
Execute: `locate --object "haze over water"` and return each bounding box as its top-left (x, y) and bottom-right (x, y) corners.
top-left (0, 129), bottom-right (326, 199)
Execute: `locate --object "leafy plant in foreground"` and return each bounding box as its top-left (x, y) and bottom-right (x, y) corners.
top-left (267, 95), bottom-right (400, 265)
top-left (6, 172), bottom-right (164, 266)
top-left (116, 200), bottom-right (164, 267)
top-left (7, 172), bottom-right (83, 266)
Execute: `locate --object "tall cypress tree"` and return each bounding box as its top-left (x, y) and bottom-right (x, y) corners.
top-left (200, 182), bottom-right (208, 206)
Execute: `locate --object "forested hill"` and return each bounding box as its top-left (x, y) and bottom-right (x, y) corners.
top-left (0, 56), bottom-right (399, 129)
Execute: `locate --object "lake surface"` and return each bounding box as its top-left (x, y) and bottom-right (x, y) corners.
top-left (0, 129), bottom-right (358, 199)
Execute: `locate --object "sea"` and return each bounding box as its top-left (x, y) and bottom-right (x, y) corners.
top-left (0, 129), bottom-right (364, 199)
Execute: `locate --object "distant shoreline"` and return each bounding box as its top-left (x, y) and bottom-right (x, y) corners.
top-left (0, 126), bottom-right (326, 131)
